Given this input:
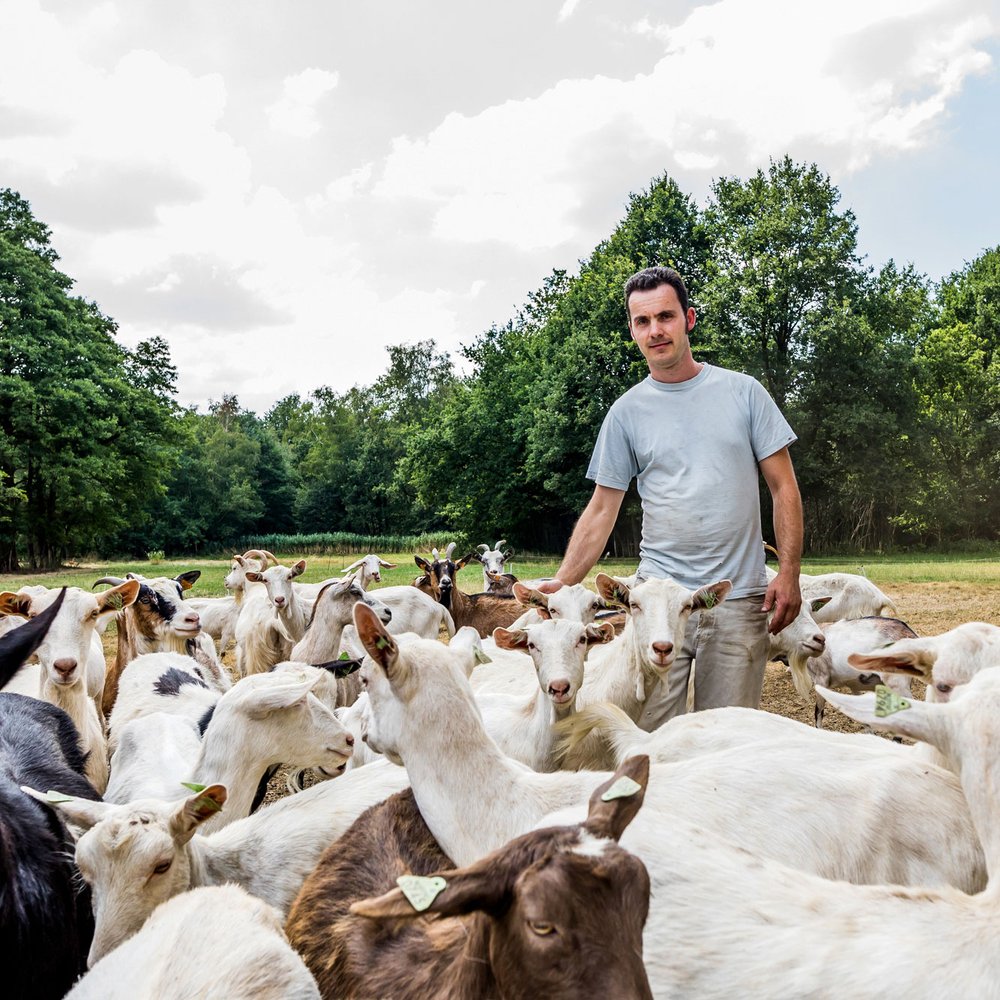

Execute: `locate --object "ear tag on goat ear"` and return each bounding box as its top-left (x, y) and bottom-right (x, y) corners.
top-left (181, 782), bottom-right (207, 793)
top-left (613, 587), bottom-right (628, 605)
top-left (375, 636), bottom-right (391, 651)
top-left (875, 685), bottom-right (911, 717)
top-left (338, 651), bottom-right (351, 661)
top-left (473, 647), bottom-right (492, 665)
top-left (700, 590), bottom-right (718, 609)
top-left (396, 875), bottom-right (447, 911)
top-left (46, 790), bottom-right (75, 803)
top-left (601, 776), bottom-right (642, 801)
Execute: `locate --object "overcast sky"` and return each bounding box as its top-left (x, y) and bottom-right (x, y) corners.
top-left (3, 0), bottom-right (998, 414)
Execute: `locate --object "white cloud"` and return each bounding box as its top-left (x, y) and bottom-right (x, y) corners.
top-left (265, 68), bottom-right (340, 138)
top-left (371, 0), bottom-right (995, 251)
top-left (558, 0), bottom-right (583, 22)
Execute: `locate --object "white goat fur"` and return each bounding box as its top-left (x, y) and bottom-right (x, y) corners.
top-left (65, 885), bottom-right (320, 999)
top-left (105, 667), bottom-right (354, 831)
top-left (766, 566), bottom-right (898, 622)
top-left (35, 759), bottom-right (410, 966)
top-left (366, 584), bottom-right (457, 639)
top-left (340, 553), bottom-right (396, 590)
top-left (235, 561), bottom-right (310, 676)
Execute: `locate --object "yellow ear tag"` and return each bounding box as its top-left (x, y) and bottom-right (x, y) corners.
top-left (473, 648), bottom-right (492, 665)
top-left (874, 684), bottom-right (911, 717)
top-left (46, 790), bottom-right (75, 803)
top-left (396, 875), bottom-right (447, 911)
top-left (601, 775), bottom-right (642, 801)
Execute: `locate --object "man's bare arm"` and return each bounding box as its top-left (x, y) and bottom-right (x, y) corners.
top-left (759, 447), bottom-right (803, 634)
top-left (539, 485), bottom-right (626, 592)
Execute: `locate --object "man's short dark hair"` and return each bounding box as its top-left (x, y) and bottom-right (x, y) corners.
top-left (624, 266), bottom-right (689, 318)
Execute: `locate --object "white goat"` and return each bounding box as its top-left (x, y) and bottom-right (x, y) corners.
top-left (185, 551), bottom-right (275, 653)
top-left (474, 620), bottom-right (615, 771)
top-left (288, 578), bottom-right (392, 671)
top-left (340, 554), bottom-right (396, 590)
top-left (32, 759), bottom-right (410, 965)
top-left (365, 584), bottom-right (456, 639)
top-left (235, 560), bottom-right (311, 676)
top-left (475, 539), bottom-right (512, 590)
top-left (507, 581), bottom-right (611, 629)
top-left (0, 581), bottom-right (140, 792)
top-left (765, 564), bottom-right (898, 623)
top-left (105, 668), bottom-right (354, 830)
top-left (65, 885), bottom-right (320, 999)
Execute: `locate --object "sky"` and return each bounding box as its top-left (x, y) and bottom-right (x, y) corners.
top-left (2, 0), bottom-right (998, 414)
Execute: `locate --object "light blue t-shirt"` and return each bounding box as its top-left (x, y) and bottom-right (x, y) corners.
top-left (587, 364), bottom-right (796, 597)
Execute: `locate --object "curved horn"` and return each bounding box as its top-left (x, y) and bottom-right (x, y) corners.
top-left (763, 542), bottom-right (781, 561)
top-left (445, 542), bottom-right (456, 559)
top-left (242, 549), bottom-right (278, 567)
top-left (494, 539), bottom-right (507, 550)
top-left (431, 548), bottom-right (440, 561)
top-left (477, 544), bottom-right (489, 554)
top-left (92, 576), bottom-right (126, 589)
top-left (378, 558), bottom-right (397, 568)
top-left (341, 558), bottom-right (364, 573)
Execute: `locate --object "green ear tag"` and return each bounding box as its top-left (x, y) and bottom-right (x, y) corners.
top-left (874, 684), bottom-right (911, 717)
top-left (601, 775), bottom-right (642, 801)
top-left (375, 636), bottom-right (390, 651)
top-left (107, 591), bottom-right (125, 611)
top-left (396, 875), bottom-right (447, 911)
top-left (338, 651), bottom-right (351, 660)
top-left (701, 591), bottom-right (718, 609)
top-left (181, 782), bottom-right (207, 793)
top-left (473, 647), bottom-right (492, 665)
top-left (46, 790), bottom-right (75, 803)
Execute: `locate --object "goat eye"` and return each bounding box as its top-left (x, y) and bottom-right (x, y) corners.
top-left (152, 860), bottom-right (172, 875)
top-left (936, 683), bottom-right (952, 694)
top-left (528, 920), bottom-right (555, 936)
top-left (630, 603), bottom-right (641, 612)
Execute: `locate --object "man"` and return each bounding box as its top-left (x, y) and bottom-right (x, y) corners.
top-left (540, 265), bottom-right (802, 724)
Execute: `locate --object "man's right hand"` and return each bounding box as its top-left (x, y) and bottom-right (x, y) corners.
top-left (535, 579), bottom-right (565, 595)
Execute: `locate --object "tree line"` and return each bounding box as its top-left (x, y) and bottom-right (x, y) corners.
top-left (1, 157), bottom-right (997, 570)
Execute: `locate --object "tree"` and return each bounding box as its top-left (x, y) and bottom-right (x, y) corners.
top-left (700, 156), bottom-right (863, 409)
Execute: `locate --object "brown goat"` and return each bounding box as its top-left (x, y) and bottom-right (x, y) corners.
top-left (285, 756), bottom-right (653, 1000)
top-left (414, 544), bottom-right (523, 637)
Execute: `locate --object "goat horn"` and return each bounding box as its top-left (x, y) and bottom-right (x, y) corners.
top-left (495, 539), bottom-right (506, 550)
top-left (763, 542), bottom-right (781, 561)
top-left (92, 576), bottom-right (125, 589)
top-left (477, 544), bottom-right (489, 554)
top-left (342, 558), bottom-right (364, 572)
top-left (445, 542), bottom-right (456, 558)
top-left (378, 559), bottom-right (396, 568)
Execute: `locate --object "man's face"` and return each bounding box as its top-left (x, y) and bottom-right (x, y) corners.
top-left (627, 283), bottom-right (697, 380)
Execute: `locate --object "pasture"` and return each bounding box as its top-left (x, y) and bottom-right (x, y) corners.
top-left (4, 548), bottom-right (997, 738)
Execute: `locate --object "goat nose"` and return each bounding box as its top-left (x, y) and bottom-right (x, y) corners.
top-left (652, 641), bottom-right (674, 656)
top-left (813, 634), bottom-right (826, 648)
top-left (548, 681), bottom-right (570, 698)
top-left (345, 733), bottom-right (355, 747)
top-left (53, 658), bottom-right (77, 676)
top-left (185, 612), bottom-right (200, 626)
top-left (273, 596), bottom-right (285, 606)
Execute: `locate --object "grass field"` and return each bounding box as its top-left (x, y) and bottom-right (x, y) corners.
top-left (0, 548), bottom-right (1000, 597)
top-left (2, 549), bottom-right (998, 595)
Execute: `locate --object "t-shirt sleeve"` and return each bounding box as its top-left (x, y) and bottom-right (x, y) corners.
top-left (747, 379), bottom-right (797, 461)
top-left (586, 407), bottom-right (637, 490)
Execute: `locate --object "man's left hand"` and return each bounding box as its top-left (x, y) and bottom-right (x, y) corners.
top-left (762, 570), bottom-right (801, 635)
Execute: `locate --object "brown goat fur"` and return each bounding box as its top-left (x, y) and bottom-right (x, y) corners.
top-left (286, 758), bottom-right (654, 1000)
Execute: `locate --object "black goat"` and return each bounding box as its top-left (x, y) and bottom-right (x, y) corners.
top-left (0, 589), bottom-right (101, 999)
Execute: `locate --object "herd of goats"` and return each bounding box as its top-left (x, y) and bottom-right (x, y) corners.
top-left (1, 540), bottom-right (999, 998)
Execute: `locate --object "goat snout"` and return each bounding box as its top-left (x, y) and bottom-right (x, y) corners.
top-left (547, 680), bottom-right (571, 704)
top-left (52, 657), bottom-right (78, 682)
top-left (345, 732), bottom-right (355, 747)
top-left (650, 641), bottom-right (674, 666)
top-left (176, 612), bottom-right (200, 632)
top-left (272, 595), bottom-right (286, 607)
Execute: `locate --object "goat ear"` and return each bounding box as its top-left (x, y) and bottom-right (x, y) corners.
top-left (353, 603), bottom-right (400, 678)
top-left (96, 580), bottom-right (140, 616)
top-left (818, 686), bottom-right (944, 744)
top-left (315, 657), bottom-right (363, 678)
top-left (493, 627), bottom-right (528, 651)
top-left (169, 785), bottom-right (227, 843)
top-left (585, 622), bottom-right (616, 645)
top-left (690, 579), bottom-right (733, 611)
top-left (378, 559), bottom-right (397, 568)
top-left (246, 677), bottom-right (317, 718)
top-left (234, 555), bottom-right (246, 567)
top-left (596, 573), bottom-right (630, 608)
top-left (513, 582), bottom-right (549, 611)
top-left (352, 863), bottom-right (512, 922)
top-left (290, 560), bottom-right (307, 578)
top-left (175, 571), bottom-right (201, 591)
top-left (245, 571), bottom-right (263, 583)
top-left (584, 754), bottom-right (650, 841)
top-left (20, 786), bottom-right (115, 834)
top-left (0, 591), bottom-right (31, 617)
top-left (455, 552), bottom-right (476, 570)
top-left (414, 556), bottom-right (432, 575)
top-left (847, 645), bottom-right (936, 680)
top-left (809, 597), bottom-right (832, 614)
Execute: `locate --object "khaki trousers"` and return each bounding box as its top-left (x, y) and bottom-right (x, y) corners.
top-left (636, 595), bottom-right (770, 732)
